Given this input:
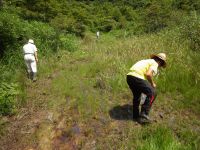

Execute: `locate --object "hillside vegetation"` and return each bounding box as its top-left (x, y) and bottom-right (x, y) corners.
top-left (0, 0), bottom-right (200, 149)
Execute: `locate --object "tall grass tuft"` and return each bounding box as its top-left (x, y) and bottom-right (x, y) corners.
top-left (138, 127), bottom-right (181, 150)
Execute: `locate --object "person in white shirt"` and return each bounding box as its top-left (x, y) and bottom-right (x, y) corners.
top-left (96, 31), bottom-right (100, 39)
top-left (23, 39), bottom-right (38, 81)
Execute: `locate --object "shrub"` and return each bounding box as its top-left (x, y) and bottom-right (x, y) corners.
top-left (97, 18), bottom-right (117, 32)
top-left (173, 0), bottom-right (200, 12)
top-left (26, 21), bottom-right (59, 54)
top-left (0, 82), bottom-right (19, 115)
top-left (59, 34), bottom-right (79, 52)
top-left (0, 10), bottom-right (60, 59)
top-left (0, 11), bottom-right (25, 57)
top-left (180, 14), bottom-right (200, 51)
top-left (111, 7), bottom-right (122, 22)
top-left (51, 14), bottom-right (86, 37)
top-left (124, 0), bottom-right (151, 9)
top-left (143, 1), bottom-right (172, 33)
top-left (19, 0), bottom-right (60, 22)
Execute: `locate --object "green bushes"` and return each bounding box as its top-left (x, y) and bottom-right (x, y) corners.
top-left (7, 0), bottom-right (199, 36)
top-left (173, 0), bottom-right (200, 12)
top-left (20, 0), bottom-right (60, 22)
top-left (26, 21), bottom-right (59, 54)
top-left (154, 27), bottom-right (200, 112)
top-left (180, 14), bottom-right (200, 51)
top-left (0, 11), bottom-right (23, 58)
top-left (0, 11), bottom-right (60, 59)
top-left (142, 0), bottom-right (173, 33)
top-left (0, 9), bottom-right (82, 59)
top-left (0, 82), bottom-right (19, 115)
top-left (59, 34), bottom-right (79, 52)
top-left (51, 14), bottom-right (86, 37)
top-left (0, 10), bottom-right (79, 115)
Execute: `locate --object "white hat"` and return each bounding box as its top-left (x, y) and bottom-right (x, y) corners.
top-left (28, 39), bottom-right (34, 44)
top-left (150, 53), bottom-right (167, 68)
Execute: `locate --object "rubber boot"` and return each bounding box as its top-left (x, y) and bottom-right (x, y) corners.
top-left (32, 72), bottom-right (37, 82)
top-left (138, 106), bottom-right (151, 124)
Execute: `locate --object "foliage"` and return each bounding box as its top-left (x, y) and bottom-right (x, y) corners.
top-left (25, 21), bottom-right (60, 54)
top-left (0, 1), bottom-right (200, 149)
top-left (143, 0), bottom-right (172, 33)
top-left (59, 34), bottom-right (79, 52)
top-left (14, 0), bottom-right (60, 22)
top-left (173, 0), bottom-right (200, 12)
top-left (0, 9), bottom-right (78, 115)
top-left (2, 0), bottom-right (199, 39)
top-left (0, 11), bottom-right (24, 58)
top-left (138, 127), bottom-right (181, 150)
top-left (0, 82), bottom-right (19, 115)
top-left (0, 8), bottom-right (80, 63)
top-left (180, 13), bottom-right (200, 51)
top-left (124, 0), bottom-right (152, 9)
top-left (51, 14), bottom-right (86, 37)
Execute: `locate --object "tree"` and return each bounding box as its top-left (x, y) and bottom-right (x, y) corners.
top-left (144, 1), bottom-right (172, 33)
top-left (23, 0), bottom-right (60, 22)
top-left (173, 0), bottom-right (200, 12)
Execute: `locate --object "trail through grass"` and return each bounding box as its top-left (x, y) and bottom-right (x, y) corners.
top-left (0, 33), bottom-right (200, 150)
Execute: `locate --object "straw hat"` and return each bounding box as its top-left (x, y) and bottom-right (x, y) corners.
top-left (150, 53), bottom-right (167, 68)
top-left (28, 39), bottom-right (34, 44)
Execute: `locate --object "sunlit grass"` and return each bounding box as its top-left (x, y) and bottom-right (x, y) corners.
top-left (2, 29), bottom-right (198, 149)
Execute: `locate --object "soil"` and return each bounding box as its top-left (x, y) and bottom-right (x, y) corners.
top-left (1, 60), bottom-right (199, 150)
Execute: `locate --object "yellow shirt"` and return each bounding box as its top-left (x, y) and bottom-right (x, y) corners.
top-left (127, 59), bottom-right (158, 80)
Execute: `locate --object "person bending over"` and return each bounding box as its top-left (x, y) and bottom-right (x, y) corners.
top-left (126, 53), bottom-right (167, 124)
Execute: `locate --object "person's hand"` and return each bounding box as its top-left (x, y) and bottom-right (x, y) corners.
top-left (152, 82), bottom-right (156, 88)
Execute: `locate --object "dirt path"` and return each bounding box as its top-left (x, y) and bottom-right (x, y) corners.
top-left (0, 76), bottom-right (54, 149)
top-left (1, 53), bottom-right (199, 150)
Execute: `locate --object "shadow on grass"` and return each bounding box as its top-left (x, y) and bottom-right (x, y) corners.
top-left (109, 104), bottom-right (133, 120)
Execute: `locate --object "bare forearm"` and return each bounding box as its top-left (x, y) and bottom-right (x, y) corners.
top-left (34, 52), bottom-right (38, 62)
top-left (147, 75), bottom-right (154, 86)
top-left (146, 68), bottom-right (156, 88)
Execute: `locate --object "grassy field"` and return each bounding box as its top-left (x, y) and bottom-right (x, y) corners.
top-left (0, 31), bottom-right (200, 150)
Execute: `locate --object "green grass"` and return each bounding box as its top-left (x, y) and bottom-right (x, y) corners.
top-left (137, 126), bottom-right (181, 150)
top-left (1, 30), bottom-right (200, 149)
top-left (33, 30), bottom-right (200, 148)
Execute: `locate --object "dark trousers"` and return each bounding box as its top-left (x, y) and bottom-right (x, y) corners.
top-left (126, 75), bottom-right (157, 118)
